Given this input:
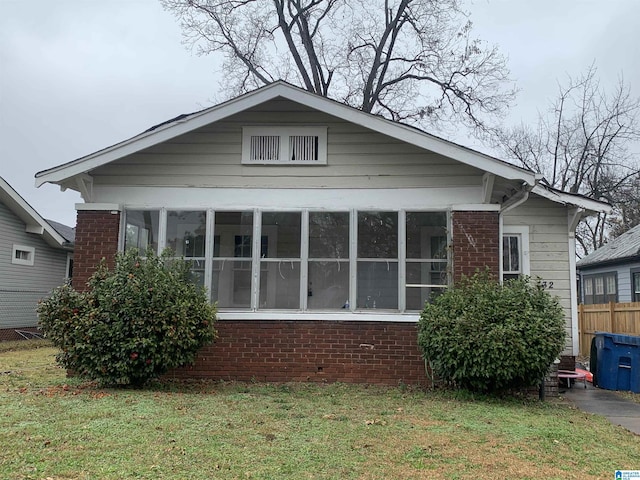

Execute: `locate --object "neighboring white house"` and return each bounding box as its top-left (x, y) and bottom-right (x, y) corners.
top-left (35, 82), bottom-right (610, 384)
top-left (0, 177), bottom-right (74, 340)
top-left (577, 223), bottom-right (640, 304)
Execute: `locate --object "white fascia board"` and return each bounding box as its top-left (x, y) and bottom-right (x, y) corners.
top-left (36, 82), bottom-right (537, 188)
top-left (0, 177), bottom-right (68, 248)
top-left (532, 185), bottom-right (612, 213)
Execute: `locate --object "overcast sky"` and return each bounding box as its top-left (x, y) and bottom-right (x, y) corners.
top-left (1, 0), bottom-right (638, 227)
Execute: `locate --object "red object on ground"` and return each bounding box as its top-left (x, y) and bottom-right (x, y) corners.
top-left (575, 368), bottom-right (593, 383)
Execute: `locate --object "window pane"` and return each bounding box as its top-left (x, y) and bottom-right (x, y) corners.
top-left (214, 212), bottom-right (254, 257)
top-left (167, 211), bottom-right (206, 257)
top-left (262, 212), bottom-right (301, 258)
top-left (606, 274), bottom-right (616, 295)
top-left (595, 277), bottom-right (604, 295)
top-left (308, 261), bottom-right (350, 309)
top-left (584, 278), bottom-right (593, 295)
top-left (406, 212), bottom-right (447, 259)
top-left (125, 210), bottom-right (159, 253)
top-left (406, 262), bottom-right (446, 310)
top-left (309, 212), bottom-right (349, 258)
top-left (503, 235), bottom-right (520, 273)
top-left (357, 261), bottom-right (398, 309)
top-left (212, 259), bottom-right (252, 308)
top-left (358, 212), bottom-right (397, 258)
top-left (259, 261), bottom-right (301, 308)
top-left (184, 259), bottom-right (205, 287)
top-left (633, 273), bottom-right (640, 301)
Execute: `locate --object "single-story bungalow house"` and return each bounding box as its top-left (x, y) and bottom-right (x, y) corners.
top-left (577, 223), bottom-right (640, 304)
top-left (0, 176), bottom-right (74, 341)
top-left (35, 82), bottom-right (609, 385)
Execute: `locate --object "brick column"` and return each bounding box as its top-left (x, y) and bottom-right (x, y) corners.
top-left (72, 210), bottom-right (121, 291)
top-left (451, 210), bottom-right (500, 282)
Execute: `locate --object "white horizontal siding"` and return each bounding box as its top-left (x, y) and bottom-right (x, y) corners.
top-left (91, 99), bottom-right (485, 191)
top-left (0, 201), bottom-right (68, 329)
top-left (503, 195), bottom-right (573, 353)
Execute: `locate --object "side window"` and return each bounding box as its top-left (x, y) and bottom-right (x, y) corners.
top-left (502, 226), bottom-right (529, 282)
top-left (12, 245), bottom-right (35, 266)
top-left (633, 271), bottom-right (640, 303)
top-left (582, 272), bottom-right (617, 304)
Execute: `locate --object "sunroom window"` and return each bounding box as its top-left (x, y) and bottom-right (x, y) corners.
top-left (357, 212), bottom-right (398, 309)
top-left (166, 210), bottom-right (207, 287)
top-left (405, 212), bottom-right (448, 309)
top-left (308, 212), bottom-right (350, 309)
top-left (260, 212), bottom-right (302, 309)
top-left (122, 209), bottom-right (450, 313)
top-left (124, 210), bottom-right (159, 253)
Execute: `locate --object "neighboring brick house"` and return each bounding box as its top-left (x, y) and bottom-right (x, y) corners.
top-left (0, 176), bottom-right (74, 341)
top-left (35, 82), bottom-right (609, 385)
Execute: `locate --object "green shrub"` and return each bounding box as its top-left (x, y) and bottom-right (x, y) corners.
top-left (417, 271), bottom-right (565, 393)
top-left (38, 249), bottom-right (217, 386)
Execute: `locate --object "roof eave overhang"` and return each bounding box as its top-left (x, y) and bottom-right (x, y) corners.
top-left (532, 185), bottom-right (612, 214)
top-left (35, 82), bottom-right (539, 188)
top-left (0, 178), bottom-right (69, 249)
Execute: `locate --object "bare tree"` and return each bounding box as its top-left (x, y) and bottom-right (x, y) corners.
top-left (161, 0), bottom-right (515, 131)
top-left (495, 65), bottom-right (640, 256)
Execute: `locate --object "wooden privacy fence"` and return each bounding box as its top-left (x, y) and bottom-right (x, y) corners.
top-left (578, 302), bottom-right (640, 356)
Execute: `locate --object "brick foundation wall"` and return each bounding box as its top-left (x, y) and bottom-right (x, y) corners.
top-left (168, 320), bottom-right (428, 386)
top-left (451, 210), bottom-right (500, 281)
top-left (72, 210), bottom-right (121, 291)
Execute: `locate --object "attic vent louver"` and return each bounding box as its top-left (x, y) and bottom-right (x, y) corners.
top-left (242, 126), bottom-right (327, 165)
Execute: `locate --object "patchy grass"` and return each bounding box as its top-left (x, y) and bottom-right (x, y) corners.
top-left (0, 339), bottom-right (52, 354)
top-left (1, 348), bottom-right (639, 479)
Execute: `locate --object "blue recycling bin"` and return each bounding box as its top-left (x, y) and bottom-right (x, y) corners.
top-left (594, 332), bottom-right (640, 393)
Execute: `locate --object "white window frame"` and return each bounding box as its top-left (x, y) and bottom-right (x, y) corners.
top-left (121, 207), bottom-right (451, 317)
top-left (501, 225), bottom-right (530, 281)
top-left (241, 126), bottom-right (328, 165)
top-left (11, 244), bottom-right (35, 266)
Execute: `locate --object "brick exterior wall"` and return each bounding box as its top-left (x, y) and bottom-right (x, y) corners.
top-left (72, 210), bottom-right (121, 292)
top-left (451, 210), bottom-right (500, 281)
top-left (168, 320), bottom-right (428, 386)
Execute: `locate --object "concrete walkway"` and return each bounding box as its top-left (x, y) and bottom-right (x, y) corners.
top-left (562, 383), bottom-right (640, 435)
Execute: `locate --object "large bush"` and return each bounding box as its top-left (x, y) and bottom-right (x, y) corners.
top-left (417, 272), bottom-right (565, 393)
top-left (38, 249), bottom-right (217, 386)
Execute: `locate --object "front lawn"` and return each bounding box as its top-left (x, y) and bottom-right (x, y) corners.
top-left (1, 347), bottom-right (638, 479)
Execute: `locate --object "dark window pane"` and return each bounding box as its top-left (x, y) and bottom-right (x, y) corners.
top-left (406, 212), bottom-right (447, 259)
top-left (214, 212), bottom-right (254, 258)
top-left (125, 210), bottom-right (159, 253)
top-left (167, 211), bottom-right (207, 257)
top-left (262, 212), bottom-right (301, 258)
top-left (356, 261), bottom-right (398, 309)
top-left (358, 212), bottom-right (397, 258)
top-left (308, 261), bottom-right (349, 309)
top-left (309, 212), bottom-right (349, 259)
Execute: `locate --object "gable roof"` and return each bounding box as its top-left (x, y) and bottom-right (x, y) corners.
top-left (577, 223), bottom-right (640, 268)
top-left (36, 81), bottom-right (540, 188)
top-left (46, 219), bottom-right (76, 244)
top-left (0, 176), bottom-right (73, 250)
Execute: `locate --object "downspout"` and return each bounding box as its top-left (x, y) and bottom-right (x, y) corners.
top-left (499, 181), bottom-right (537, 281)
top-left (568, 208), bottom-right (585, 356)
